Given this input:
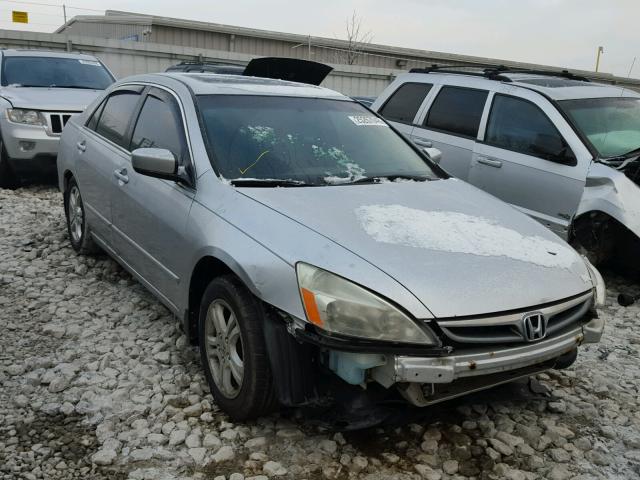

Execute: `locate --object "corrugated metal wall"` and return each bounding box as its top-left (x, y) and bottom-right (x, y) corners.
top-left (0, 29), bottom-right (396, 96)
top-left (56, 21), bottom-right (150, 42)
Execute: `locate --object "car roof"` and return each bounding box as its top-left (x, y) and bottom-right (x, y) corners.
top-left (397, 71), bottom-right (640, 101)
top-left (0, 49), bottom-right (100, 61)
top-left (120, 72), bottom-right (349, 99)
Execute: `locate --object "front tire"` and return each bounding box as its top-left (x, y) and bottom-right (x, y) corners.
top-left (64, 177), bottom-right (98, 254)
top-left (198, 275), bottom-right (277, 420)
top-left (0, 140), bottom-right (18, 190)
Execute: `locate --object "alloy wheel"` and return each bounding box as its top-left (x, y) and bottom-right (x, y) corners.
top-left (204, 299), bottom-right (244, 398)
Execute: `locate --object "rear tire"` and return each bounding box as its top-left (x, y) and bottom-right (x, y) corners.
top-left (0, 140), bottom-right (18, 190)
top-left (198, 275), bottom-right (278, 420)
top-left (64, 177), bottom-right (98, 254)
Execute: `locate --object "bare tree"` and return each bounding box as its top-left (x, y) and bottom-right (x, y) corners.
top-left (344, 11), bottom-right (373, 65)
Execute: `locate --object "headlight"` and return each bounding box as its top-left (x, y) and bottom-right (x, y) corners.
top-left (296, 263), bottom-right (437, 344)
top-left (6, 108), bottom-right (46, 126)
top-left (584, 257), bottom-right (606, 307)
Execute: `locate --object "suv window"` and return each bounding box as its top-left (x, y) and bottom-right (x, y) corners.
top-left (379, 83), bottom-right (432, 124)
top-left (425, 86), bottom-right (488, 138)
top-left (95, 91), bottom-right (140, 148)
top-left (486, 94), bottom-right (574, 163)
top-left (130, 92), bottom-right (188, 162)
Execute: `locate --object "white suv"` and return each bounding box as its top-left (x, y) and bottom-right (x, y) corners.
top-left (372, 66), bottom-right (640, 268)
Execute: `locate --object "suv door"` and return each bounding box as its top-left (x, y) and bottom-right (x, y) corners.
top-left (470, 92), bottom-right (590, 238)
top-left (412, 85), bottom-right (489, 180)
top-left (377, 82), bottom-right (433, 138)
top-left (111, 87), bottom-right (195, 308)
top-left (76, 87), bottom-right (144, 246)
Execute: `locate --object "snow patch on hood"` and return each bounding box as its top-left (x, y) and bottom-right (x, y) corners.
top-left (356, 204), bottom-right (577, 269)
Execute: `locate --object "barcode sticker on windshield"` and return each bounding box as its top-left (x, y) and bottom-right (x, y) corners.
top-left (348, 115), bottom-right (388, 127)
top-left (79, 60), bottom-right (101, 66)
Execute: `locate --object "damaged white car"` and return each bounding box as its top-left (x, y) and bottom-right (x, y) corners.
top-left (57, 65), bottom-right (605, 422)
top-left (372, 67), bottom-right (640, 270)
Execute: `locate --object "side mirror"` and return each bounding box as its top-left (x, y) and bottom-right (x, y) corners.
top-left (131, 148), bottom-right (178, 180)
top-left (423, 146), bottom-right (443, 165)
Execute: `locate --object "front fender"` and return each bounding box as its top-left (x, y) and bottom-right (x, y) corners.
top-left (577, 162), bottom-right (640, 239)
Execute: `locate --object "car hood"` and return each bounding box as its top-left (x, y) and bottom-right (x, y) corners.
top-left (239, 178), bottom-right (592, 318)
top-left (0, 87), bottom-right (102, 111)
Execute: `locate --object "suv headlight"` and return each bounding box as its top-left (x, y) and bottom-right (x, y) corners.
top-left (296, 263), bottom-right (437, 344)
top-left (6, 108), bottom-right (46, 126)
top-left (584, 257), bottom-right (606, 307)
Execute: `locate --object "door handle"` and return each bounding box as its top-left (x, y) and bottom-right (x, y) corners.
top-left (113, 168), bottom-right (129, 184)
top-left (76, 141), bottom-right (86, 152)
top-left (413, 138), bottom-right (433, 148)
top-left (477, 156), bottom-right (503, 168)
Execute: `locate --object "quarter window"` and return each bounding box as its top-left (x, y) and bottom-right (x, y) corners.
top-left (130, 94), bottom-right (188, 163)
top-left (95, 91), bottom-right (140, 148)
top-left (86, 99), bottom-right (106, 131)
top-left (425, 86), bottom-right (488, 138)
top-left (486, 95), bottom-right (574, 164)
top-left (379, 82), bottom-right (432, 124)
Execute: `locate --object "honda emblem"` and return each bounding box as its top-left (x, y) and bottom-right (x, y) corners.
top-left (522, 312), bottom-right (548, 342)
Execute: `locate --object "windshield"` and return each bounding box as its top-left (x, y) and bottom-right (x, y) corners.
top-left (197, 95), bottom-right (439, 185)
top-left (1, 56), bottom-right (114, 89)
top-left (560, 97), bottom-right (640, 158)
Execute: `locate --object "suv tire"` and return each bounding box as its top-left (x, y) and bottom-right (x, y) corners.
top-left (64, 177), bottom-right (98, 254)
top-left (198, 275), bottom-right (277, 420)
top-left (0, 140), bottom-right (18, 189)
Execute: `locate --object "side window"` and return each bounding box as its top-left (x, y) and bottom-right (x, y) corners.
top-left (130, 93), bottom-right (188, 163)
top-left (86, 99), bottom-right (106, 131)
top-left (425, 86), bottom-right (488, 138)
top-left (485, 95), bottom-right (575, 164)
top-left (95, 91), bottom-right (141, 148)
top-left (379, 82), bottom-right (432, 124)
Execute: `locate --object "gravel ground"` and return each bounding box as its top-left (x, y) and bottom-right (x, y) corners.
top-left (1, 186), bottom-right (640, 480)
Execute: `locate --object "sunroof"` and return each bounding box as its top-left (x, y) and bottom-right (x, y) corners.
top-left (515, 78), bottom-right (589, 88)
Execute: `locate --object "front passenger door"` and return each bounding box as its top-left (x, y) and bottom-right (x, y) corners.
top-left (470, 93), bottom-right (588, 237)
top-left (111, 87), bottom-right (195, 308)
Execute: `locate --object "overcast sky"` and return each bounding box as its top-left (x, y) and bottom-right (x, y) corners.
top-left (2, 0), bottom-right (638, 77)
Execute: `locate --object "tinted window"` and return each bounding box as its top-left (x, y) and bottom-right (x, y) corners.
top-left (131, 95), bottom-right (187, 162)
top-left (1, 56), bottom-right (113, 89)
top-left (379, 83), bottom-right (432, 123)
top-left (86, 100), bottom-right (106, 131)
top-left (95, 92), bottom-right (140, 148)
top-left (197, 95), bottom-right (439, 185)
top-left (486, 95), bottom-right (573, 163)
top-left (425, 86), bottom-right (488, 137)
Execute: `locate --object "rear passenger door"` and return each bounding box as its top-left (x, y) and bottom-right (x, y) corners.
top-left (412, 85), bottom-right (489, 180)
top-left (470, 92), bottom-right (589, 237)
top-left (377, 82), bottom-right (432, 139)
top-left (110, 87), bottom-right (195, 308)
top-left (77, 86), bottom-right (144, 246)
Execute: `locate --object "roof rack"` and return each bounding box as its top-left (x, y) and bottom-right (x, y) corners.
top-left (409, 64), bottom-right (590, 83)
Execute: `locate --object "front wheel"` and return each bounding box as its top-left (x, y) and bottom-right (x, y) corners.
top-left (198, 275), bottom-right (277, 420)
top-left (0, 140), bottom-right (18, 189)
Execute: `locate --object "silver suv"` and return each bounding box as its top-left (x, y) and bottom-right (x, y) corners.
top-left (372, 66), bottom-right (640, 268)
top-left (0, 49), bottom-right (114, 188)
top-left (57, 71), bottom-right (604, 421)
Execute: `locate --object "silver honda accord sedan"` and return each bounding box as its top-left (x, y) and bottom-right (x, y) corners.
top-left (57, 71), bottom-right (606, 421)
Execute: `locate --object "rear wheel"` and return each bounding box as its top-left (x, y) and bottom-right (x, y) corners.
top-left (198, 275), bottom-right (277, 420)
top-left (0, 140), bottom-right (18, 189)
top-left (64, 177), bottom-right (98, 254)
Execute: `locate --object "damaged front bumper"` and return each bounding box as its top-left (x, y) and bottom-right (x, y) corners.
top-left (366, 315), bottom-right (604, 406)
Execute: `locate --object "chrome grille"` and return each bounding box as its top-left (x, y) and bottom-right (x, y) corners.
top-left (437, 291), bottom-right (593, 345)
top-left (46, 112), bottom-right (78, 135)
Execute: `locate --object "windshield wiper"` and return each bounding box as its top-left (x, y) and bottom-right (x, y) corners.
top-left (48, 85), bottom-right (99, 90)
top-left (229, 178), bottom-right (313, 187)
top-left (342, 174), bottom-right (432, 185)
